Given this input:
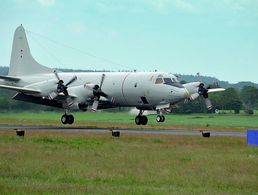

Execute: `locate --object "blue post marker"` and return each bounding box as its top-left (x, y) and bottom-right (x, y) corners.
top-left (247, 130), bottom-right (258, 146)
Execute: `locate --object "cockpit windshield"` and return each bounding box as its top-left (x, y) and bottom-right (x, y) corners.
top-left (155, 78), bottom-right (163, 84)
top-left (155, 77), bottom-right (184, 88)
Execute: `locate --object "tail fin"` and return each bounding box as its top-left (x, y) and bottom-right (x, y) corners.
top-left (8, 25), bottom-right (53, 76)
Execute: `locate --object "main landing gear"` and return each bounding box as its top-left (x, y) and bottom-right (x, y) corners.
top-left (61, 114), bottom-right (74, 125)
top-left (135, 110), bottom-right (148, 125)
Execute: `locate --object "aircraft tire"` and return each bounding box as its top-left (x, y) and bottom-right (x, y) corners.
top-left (156, 115), bottom-right (162, 123)
top-left (61, 114), bottom-right (68, 124)
top-left (67, 115), bottom-right (74, 125)
top-left (141, 116), bottom-right (148, 125)
top-left (156, 115), bottom-right (165, 123)
top-left (135, 115), bottom-right (141, 125)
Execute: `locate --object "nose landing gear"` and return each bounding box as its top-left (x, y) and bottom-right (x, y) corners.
top-left (156, 115), bottom-right (165, 123)
top-left (156, 109), bottom-right (165, 123)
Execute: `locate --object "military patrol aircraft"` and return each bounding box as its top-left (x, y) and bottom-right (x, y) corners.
top-left (0, 25), bottom-right (225, 125)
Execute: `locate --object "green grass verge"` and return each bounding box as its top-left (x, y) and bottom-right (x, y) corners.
top-left (0, 131), bottom-right (257, 194)
top-left (0, 111), bottom-right (258, 131)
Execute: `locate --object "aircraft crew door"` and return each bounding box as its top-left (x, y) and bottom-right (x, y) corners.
top-left (122, 74), bottom-right (148, 106)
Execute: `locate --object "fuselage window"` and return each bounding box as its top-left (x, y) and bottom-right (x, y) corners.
top-left (155, 78), bottom-right (163, 84)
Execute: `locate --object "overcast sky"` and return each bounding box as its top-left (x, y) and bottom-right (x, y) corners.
top-left (0, 0), bottom-right (258, 83)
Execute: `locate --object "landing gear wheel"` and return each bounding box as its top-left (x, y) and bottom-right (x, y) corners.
top-left (135, 115), bottom-right (141, 125)
top-left (161, 115), bottom-right (165, 122)
top-left (156, 115), bottom-right (162, 122)
top-left (135, 115), bottom-right (148, 125)
top-left (67, 115), bottom-right (74, 124)
top-left (156, 115), bottom-right (165, 123)
top-left (61, 114), bottom-right (74, 125)
top-left (61, 114), bottom-right (68, 124)
top-left (141, 116), bottom-right (148, 125)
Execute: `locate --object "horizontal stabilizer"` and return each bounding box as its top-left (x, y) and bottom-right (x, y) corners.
top-left (0, 84), bottom-right (41, 94)
top-left (0, 75), bottom-right (20, 82)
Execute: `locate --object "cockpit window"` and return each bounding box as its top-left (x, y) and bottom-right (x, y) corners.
top-left (163, 78), bottom-right (173, 84)
top-left (155, 76), bottom-right (184, 88)
top-left (155, 78), bottom-right (163, 84)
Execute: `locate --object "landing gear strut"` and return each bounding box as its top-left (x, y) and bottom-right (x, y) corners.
top-left (135, 110), bottom-right (148, 125)
top-left (61, 114), bottom-right (74, 125)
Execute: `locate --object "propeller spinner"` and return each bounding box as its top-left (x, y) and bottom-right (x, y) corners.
top-left (198, 83), bottom-right (213, 110)
top-left (85, 74), bottom-right (114, 111)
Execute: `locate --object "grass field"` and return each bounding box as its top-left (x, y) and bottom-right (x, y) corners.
top-left (0, 130), bottom-right (257, 194)
top-left (0, 111), bottom-right (258, 132)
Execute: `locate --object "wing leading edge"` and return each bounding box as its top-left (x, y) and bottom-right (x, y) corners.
top-left (0, 84), bottom-right (41, 94)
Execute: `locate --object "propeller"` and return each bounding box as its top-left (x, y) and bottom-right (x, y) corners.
top-left (50, 70), bottom-right (77, 99)
top-left (198, 83), bottom-right (213, 110)
top-left (86, 74), bottom-right (114, 111)
top-left (184, 82), bottom-right (225, 112)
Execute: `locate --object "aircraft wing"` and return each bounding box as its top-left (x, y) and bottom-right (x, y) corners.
top-left (208, 88), bottom-right (225, 93)
top-left (0, 84), bottom-right (41, 94)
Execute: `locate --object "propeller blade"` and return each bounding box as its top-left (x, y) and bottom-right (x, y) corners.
top-left (98, 91), bottom-right (108, 98)
top-left (91, 99), bottom-right (99, 112)
top-left (52, 71), bottom-right (77, 97)
top-left (208, 88), bottom-right (225, 93)
top-left (65, 76), bottom-right (77, 87)
top-left (54, 70), bottom-right (61, 81)
top-left (49, 91), bottom-right (58, 100)
top-left (102, 93), bottom-right (115, 103)
top-left (190, 93), bottom-right (199, 101)
top-left (204, 98), bottom-right (213, 110)
top-left (99, 73), bottom-right (105, 90)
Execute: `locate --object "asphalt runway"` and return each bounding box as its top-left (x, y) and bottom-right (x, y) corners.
top-left (0, 124), bottom-right (246, 137)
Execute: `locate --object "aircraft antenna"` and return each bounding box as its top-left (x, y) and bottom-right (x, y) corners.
top-left (27, 32), bottom-right (65, 67)
top-left (196, 72), bottom-right (201, 82)
top-left (25, 28), bottom-right (133, 70)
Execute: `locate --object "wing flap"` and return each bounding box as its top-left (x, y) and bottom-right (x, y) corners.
top-left (0, 84), bottom-right (41, 94)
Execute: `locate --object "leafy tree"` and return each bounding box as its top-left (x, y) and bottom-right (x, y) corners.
top-left (210, 88), bottom-right (242, 114)
top-left (172, 97), bottom-right (207, 114)
top-left (240, 86), bottom-right (258, 110)
top-left (180, 80), bottom-right (187, 85)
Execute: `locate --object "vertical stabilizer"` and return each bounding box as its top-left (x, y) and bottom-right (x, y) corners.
top-left (8, 25), bottom-right (53, 76)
